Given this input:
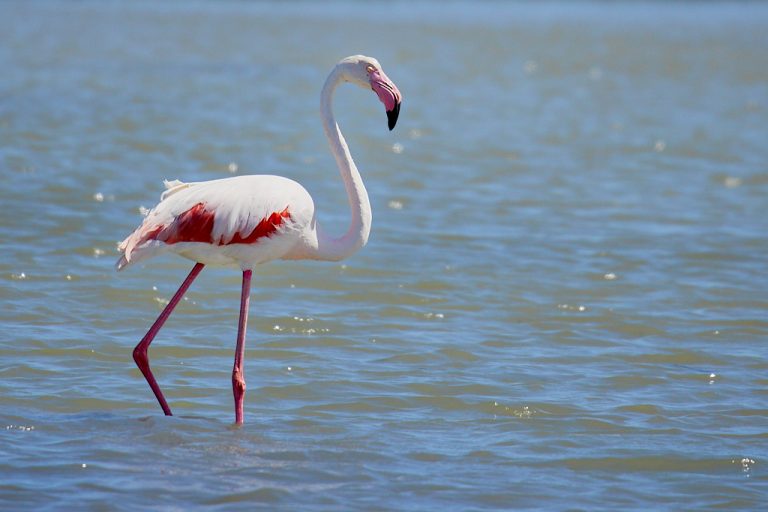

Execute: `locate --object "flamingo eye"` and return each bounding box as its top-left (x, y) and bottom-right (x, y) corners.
top-left (366, 65), bottom-right (376, 74)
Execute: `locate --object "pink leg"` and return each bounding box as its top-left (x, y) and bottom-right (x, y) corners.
top-left (232, 269), bottom-right (252, 424)
top-left (133, 262), bottom-right (205, 416)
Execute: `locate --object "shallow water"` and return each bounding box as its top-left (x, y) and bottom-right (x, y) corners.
top-left (1, 1), bottom-right (767, 510)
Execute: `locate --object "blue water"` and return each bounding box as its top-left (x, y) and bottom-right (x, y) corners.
top-left (1, 1), bottom-right (767, 510)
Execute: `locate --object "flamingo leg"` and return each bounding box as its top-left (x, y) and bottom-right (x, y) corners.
top-left (133, 262), bottom-right (205, 416)
top-left (232, 269), bottom-right (252, 424)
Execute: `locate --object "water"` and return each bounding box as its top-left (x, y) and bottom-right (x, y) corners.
top-left (1, 0), bottom-right (767, 509)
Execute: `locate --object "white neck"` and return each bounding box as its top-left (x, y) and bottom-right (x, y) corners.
top-left (312, 65), bottom-right (372, 261)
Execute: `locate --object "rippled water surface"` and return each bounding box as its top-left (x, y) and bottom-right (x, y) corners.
top-left (2, 1), bottom-right (767, 510)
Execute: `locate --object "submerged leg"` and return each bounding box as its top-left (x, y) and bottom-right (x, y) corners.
top-left (133, 262), bottom-right (205, 416)
top-left (232, 269), bottom-right (252, 424)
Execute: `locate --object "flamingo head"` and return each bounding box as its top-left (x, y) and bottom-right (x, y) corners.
top-left (338, 55), bottom-right (402, 130)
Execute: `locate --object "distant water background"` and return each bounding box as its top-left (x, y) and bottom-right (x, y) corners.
top-left (1, 1), bottom-right (767, 510)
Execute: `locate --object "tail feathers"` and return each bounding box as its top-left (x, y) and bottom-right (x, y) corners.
top-left (116, 178), bottom-right (190, 271)
top-left (116, 219), bottom-right (165, 271)
top-left (116, 237), bottom-right (132, 271)
top-left (116, 254), bottom-right (130, 271)
top-left (116, 239), bottom-right (165, 271)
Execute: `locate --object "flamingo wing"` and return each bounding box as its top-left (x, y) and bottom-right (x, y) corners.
top-left (117, 175), bottom-right (314, 270)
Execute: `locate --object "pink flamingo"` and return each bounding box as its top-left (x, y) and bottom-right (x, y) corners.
top-left (117, 55), bottom-right (402, 424)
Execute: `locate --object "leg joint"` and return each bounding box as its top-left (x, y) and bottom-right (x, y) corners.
top-left (133, 345), bottom-right (148, 370)
top-left (232, 369), bottom-right (246, 395)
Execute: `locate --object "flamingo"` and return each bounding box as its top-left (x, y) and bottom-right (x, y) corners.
top-left (116, 55), bottom-right (402, 424)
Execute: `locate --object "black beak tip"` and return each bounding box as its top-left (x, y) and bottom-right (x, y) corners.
top-left (387, 102), bottom-right (401, 131)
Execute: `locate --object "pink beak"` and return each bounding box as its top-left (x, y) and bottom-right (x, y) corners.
top-left (370, 69), bottom-right (402, 130)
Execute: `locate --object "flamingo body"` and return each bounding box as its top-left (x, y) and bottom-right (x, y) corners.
top-left (118, 175), bottom-right (315, 270)
top-left (117, 55), bottom-right (402, 424)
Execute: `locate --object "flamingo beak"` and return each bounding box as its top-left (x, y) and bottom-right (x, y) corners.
top-left (386, 103), bottom-right (401, 131)
top-left (370, 69), bottom-right (402, 131)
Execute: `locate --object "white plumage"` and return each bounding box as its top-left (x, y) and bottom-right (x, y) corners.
top-left (117, 175), bottom-right (315, 270)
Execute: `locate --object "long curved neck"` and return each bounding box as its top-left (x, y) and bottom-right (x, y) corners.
top-left (314, 66), bottom-right (372, 261)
